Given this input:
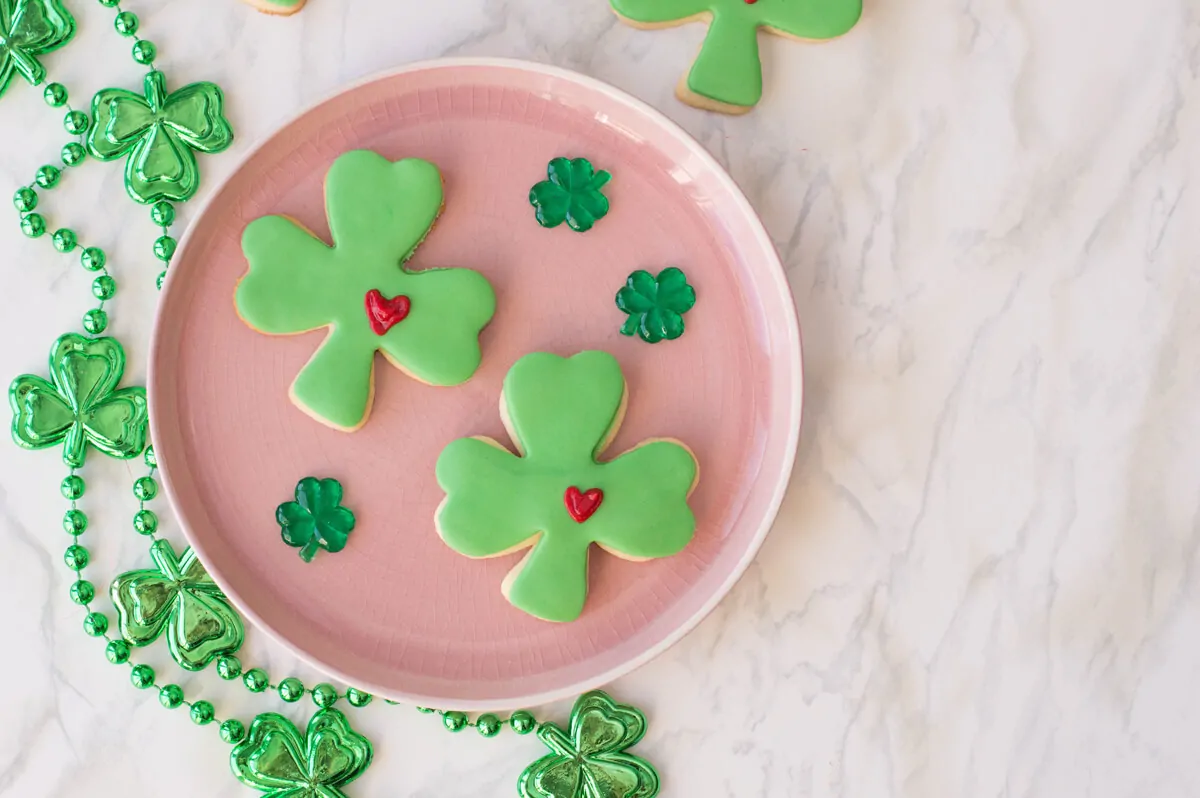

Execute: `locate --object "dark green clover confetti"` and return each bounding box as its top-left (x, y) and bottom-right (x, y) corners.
top-left (615, 266), bottom-right (697, 343)
top-left (276, 477), bottom-right (356, 562)
top-left (529, 157), bottom-right (611, 232)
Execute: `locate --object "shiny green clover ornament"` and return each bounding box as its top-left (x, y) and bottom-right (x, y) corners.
top-left (276, 477), bottom-right (356, 563)
top-left (0, 0), bottom-right (74, 98)
top-left (86, 70), bottom-right (233, 205)
top-left (110, 539), bottom-right (245, 671)
top-left (529, 157), bottom-right (611, 232)
top-left (519, 691), bottom-right (660, 798)
top-left (231, 708), bottom-right (373, 798)
top-left (9, 332), bottom-right (148, 468)
top-left (615, 267), bottom-right (696, 343)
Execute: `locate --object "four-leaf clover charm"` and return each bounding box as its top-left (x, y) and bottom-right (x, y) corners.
top-left (230, 708), bottom-right (373, 798)
top-left (9, 332), bottom-right (148, 468)
top-left (616, 267), bottom-right (696, 343)
top-left (0, 0), bottom-right (74, 98)
top-left (276, 477), bottom-right (357, 562)
top-left (436, 351), bottom-right (699, 622)
top-left (529, 157), bottom-right (612, 232)
top-left (110, 539), bottom-right (245, 671)
top-left (87, 70), bottom-right (233, 204)
top-left (519, 691), bottom-right (660, 798)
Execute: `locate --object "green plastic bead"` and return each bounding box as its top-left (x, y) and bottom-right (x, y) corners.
top-left (311, 683), bottom-right (339, 708)
top-left (150, 201), bottom-right (175, 227)
top-left (61, 142), bottom-right (85, 166)
top-left (82, 308), bottom-right (108, 335)
top-left (64, 544), bottom-right (88, 571)
top-left (105, 638), bottom-right (130, 664)
top-left (345, 688), bottom-right (373, 708)
top-left (219, 719), bottom-right (246, 744)
top-left (69, 579), bottom-right (95, 605)
top-left (153, 235), bottom-right (176, 262)
top-left (278, 677), bottom-right (304, 703)
top-left (476, 713), bottom-right (502, 738)
top-left (132, 40), bottom-right (156, 65)
top-left (130, 664), bottom-right (155, 689)
top-left (133, 509), bottom-right (158, 535)
top-left (63, 110), bottom-right (88, 135)
top-left (144, 445), bottom-right (157, 468)
top-left (60, 474), bottom-right (85, 500)
top-left (92, 275), bottom-right (116, 301)
top-left (243, 668), bottom-right (268, 693)
top-left (510, 710), bottom-right (536, 734)
top-left (43, 82), bottom-right (67, 107)
top-left (35, 165), bottom-right (60, 189)
top-left (133, 476), bottom-right (158, 501)
top-left (442, 711), bottom-right (468, 732)
top-left (21, 213), bottom-right (45, 238)
top-left (114, 11), bottom-right (138, 35)
top-left (13, 187), bottom-right (36, 212)
top-left (190, 700), bottom-right (215, 725)
top-left (156, 270), bottom-right (167, 290)
top-left (83, 611), bottom-right (108, 637)
top-left (97, 0), bottom-right (118, 6)
top-left (159, 683), bottom-right (184, 709)
top-left (216, 655), bottom-right (242, 680)
top-left (52, 228), bottom-right (77, 253)
top-left (62, 508), bottom-right (87, 535)
top-left (80, 246), bottom-right (106, 271)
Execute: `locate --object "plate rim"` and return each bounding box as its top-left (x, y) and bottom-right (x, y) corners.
top-left (149, 56), bottom-right (804, 710)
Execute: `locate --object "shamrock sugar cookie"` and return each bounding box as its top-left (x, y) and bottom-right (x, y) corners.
top-left (235, 150), bottom-right (496, 431)
top-left (610, 0), bottom-right (862, 114)
top-left (436, 351), bottom-right (699, 623)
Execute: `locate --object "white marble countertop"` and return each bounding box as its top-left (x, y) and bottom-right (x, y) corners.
top-left (3, 0), bottom-right (1200, 795)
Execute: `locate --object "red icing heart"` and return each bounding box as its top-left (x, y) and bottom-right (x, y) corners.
top-left (564, 486), bottom-right (604, 523)
top-left (364, 289), bottom-right (411, 335)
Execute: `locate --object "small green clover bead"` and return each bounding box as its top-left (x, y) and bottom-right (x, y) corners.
top-left (9, 333), bottom-right (148, 468)
top-left (518, 691), bottom-right (660, 798)
top-left (230, 709), bottom-right (373, 798)
top-left (86, 70), bottom-right (233, 204)
top-left (276, 477), bottom-right (356, 562)
top-left (616, 267), bottom-right (696, 343)
top-left (529, 157), bottom-right (611, 232)
top-left (0, 0), bottom-right (75, 99)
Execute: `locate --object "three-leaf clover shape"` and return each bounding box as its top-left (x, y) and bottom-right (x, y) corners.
top-left (87, 70), bottom-right (233, 204)
top-left (519, 691), bottom-right (660, 798)
top-left (276, 477), bottom-right (356, 563)
top-left (0, 0), bottom-right (73, 97)
top-left (230, 708), bottom-right (373, 798)
top-left (530, 157), bottom-right (612, 232)
top-left (436, 351), bottom-right (698, 623)
top-left (616, 267), bottom-right (696, 343)
top-left (236, 150), bottom-right (496, 431)
top-left (9, 332), bottom-right (148, 468)
top-left (610, 0), bottom-right (862, 111)
top-left (110, 539), bottom-right (245, 671)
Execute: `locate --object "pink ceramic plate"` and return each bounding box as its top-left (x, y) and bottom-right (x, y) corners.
top-left (149, 58), bottom-right (802, 710)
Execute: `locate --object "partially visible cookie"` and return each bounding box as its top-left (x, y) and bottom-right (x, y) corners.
top-left (241, 0), bottom-right (305, 16)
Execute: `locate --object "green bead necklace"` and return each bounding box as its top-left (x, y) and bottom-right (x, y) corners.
top-left (2, 3), bottom-right (664, 796)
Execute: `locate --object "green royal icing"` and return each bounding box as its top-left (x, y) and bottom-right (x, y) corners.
top-left (235, 150), bottom-right (496, 431)
top-left (610, 0), bottom-right (863, 109)
top-left (436, 351), bottom-right (698, 623)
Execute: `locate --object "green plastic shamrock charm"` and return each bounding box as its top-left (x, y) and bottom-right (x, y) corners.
top-left (110, 539), bottom-right (245, 671)
top-left (0, 0), bottom-right (74, 98)
top-left (9, 332), bottom-right (148, 468)
top-left (436, 351), bottom-right (699, 622)
top-left (610, 0), bottom-right (862, 113)
top-left (529, 157), bottom-right (612, 232)
top-left (519, 690), bottom-right (660, 798)
top-left (230, 708), bottom-right (373, 798)
top-left (276, 477), bottom-right (356, 563)
top-left (236, 150), bottom-right (496, 431)
top-left (616, 267), bottom-right (696, 343)
top-left (87, 70), bottom-right (233, 204)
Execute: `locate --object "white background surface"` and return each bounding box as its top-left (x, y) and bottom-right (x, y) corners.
top-left (2, 0), bottom-right (1200, 796)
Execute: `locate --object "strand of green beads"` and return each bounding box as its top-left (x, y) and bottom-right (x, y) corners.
top-left (98, 0), bottom-right (159, 68)
top-left (132, 446), bottom-right (160, 538)
top-left (418, 706), bottom-right (539, 738)
top-left (151, 202), bottom-right (175, 290)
